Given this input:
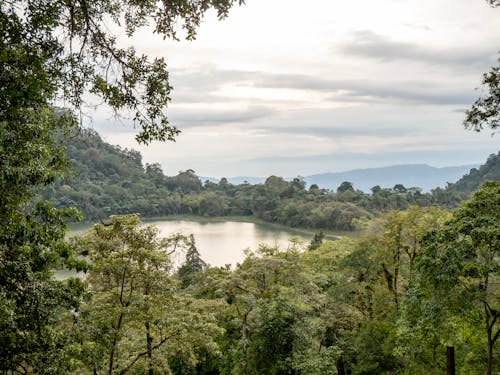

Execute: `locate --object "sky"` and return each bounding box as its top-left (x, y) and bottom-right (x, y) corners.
top-left (90, 0), bottom-right (500, 178)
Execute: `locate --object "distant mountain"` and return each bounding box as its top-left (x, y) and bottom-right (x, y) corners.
top-left (303, 164), bottom-right (479, 192)
top-left (206, 164), bottom-right (479, 192)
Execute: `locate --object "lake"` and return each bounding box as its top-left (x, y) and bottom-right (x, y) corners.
top-left (69, 218), bottom-right (315, 267)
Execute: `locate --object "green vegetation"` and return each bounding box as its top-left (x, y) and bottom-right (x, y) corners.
top-left (72, 215), bottom-right (221, 374)
top-left (42, 129), bottom-right (500, 232)
top-left (0, 0), bottom-right (241, 372)
top-left (441, 152), bottom-right (500, 195)
top-left (6, 187), bottom-right (500, 374)
top-left (1, 0), bottom-right (499, 373)
top-left (464, 60), bottom-right (500, 133)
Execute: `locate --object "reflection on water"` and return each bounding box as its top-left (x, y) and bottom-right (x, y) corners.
top-left (148, 220), bottom-right (310, 267)
top-left (68, 219), bottom-right (311, 267)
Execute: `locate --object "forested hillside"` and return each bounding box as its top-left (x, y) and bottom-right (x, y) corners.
top-left (445, 151), bottom-right (500, 193)
top-left (41, 129), bottom-right (499, 230)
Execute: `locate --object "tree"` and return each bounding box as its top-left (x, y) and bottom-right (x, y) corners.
top-left (177, 234), bottom-right (206, 289)
top-left (0, 203), bottom-right (86, 373)
top-left (221, 244), bottom-right (319, 375)
top-left (415, 182), bottom-right (499, 374)
top-left (362, 206), bottom-right (450, 314)
top-left (337, 181), bottom-right (354, 193)
top-left (1, 0), bottom-right (243, 144)
top-left (464, 63), bottom-right (500, 133)
top-left (463, 1), bottom-right (499, 133)
top-left (1, 2), bottom-right (242, 370)
top-left (308, 231), bottom-right (325, 251)
top-left (0, 103), bottom-right (87, 373)
top-left (74, 215), bottom-right (222, 374)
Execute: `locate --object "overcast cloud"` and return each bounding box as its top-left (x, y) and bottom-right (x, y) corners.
top-left (93, 0), bottom-right (500, 178)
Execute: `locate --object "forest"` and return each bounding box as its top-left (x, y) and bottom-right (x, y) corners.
top-left (41, 128), bottom-right (500, 231)
top-left (5, 183), bottom-right (500, 374)
top-left (6, 126), bottom-right (500, 374)
top-left (1, 0), bottom-right (499, 373)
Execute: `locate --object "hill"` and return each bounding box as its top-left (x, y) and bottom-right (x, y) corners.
top-left (444, 151), bottom-right (500, 193)
top-left (42, 129), bottom-right (370, 230)
top-left (41, 129), bottom-right (499, 229)
top-left (206, 164), bottom-right (479, 192)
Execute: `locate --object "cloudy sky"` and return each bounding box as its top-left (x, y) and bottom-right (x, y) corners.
top-left (91, 0), bottom-right (500, 178)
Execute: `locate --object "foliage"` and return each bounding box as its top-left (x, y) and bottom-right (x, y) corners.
top-left (41, 131), bottom-right (500, 231)
top-left (1, 0), bottom-right (243, 144)
top-left (40, 130), bottom-right (372, 229)
top-left (2, 0), bottom-right (498, 370)
top-left (0, 202), bottom-right (85, 373)
top-left (72, 214), bottom-right (222, 374)
top-left (0, 51), bottom-right (85, 371)
top-left (443, 151), bottom-right (500, 194)
top-left (216, 243), bottom-right (323, 375)
top-left (463, 0), bottom-right (498, 132)
top-left (404, 182), bottom-right (500, 374)
top-left (1, 0), bottom-right (243, 371)
top-left (177, 234), bottom-right (206, 289)
top-left (308, 231), bottom-right (325, 251)
top-left (3, 187), bottom-right (499, 373)
top-left (464, 63), bottom-right (500, 133)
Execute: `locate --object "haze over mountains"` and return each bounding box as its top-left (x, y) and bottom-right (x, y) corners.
top-left (205, 164), bottom-right (478, 192)
top-left (304, 164), bottom-right (478, 192)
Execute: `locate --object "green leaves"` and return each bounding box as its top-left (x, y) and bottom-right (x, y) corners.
top-left (2, 0), bottom-right (243, 145)
top-left (0, 200), bottom-right (85, 373)
top-left (409, 182), bottom-right (500, 374)
top-left (464, 63), bottom-right (500, 133)
top-left (74, 214), bottom-right (222, 374)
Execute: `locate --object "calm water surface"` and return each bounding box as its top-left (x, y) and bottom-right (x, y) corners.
top-left (69, 219), bottom-right (312, 267)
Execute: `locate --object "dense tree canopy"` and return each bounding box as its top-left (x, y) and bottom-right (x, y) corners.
top-left (0, 1), bottom-right (242, 373)
top-left (40, 130), bottom-right (500, 233)
top-left (415, 182), bottom-right (499, 375)
top-left (73, 215), bottom-right (221, 374)
top-left (0, 0), bottom-right (499, 373)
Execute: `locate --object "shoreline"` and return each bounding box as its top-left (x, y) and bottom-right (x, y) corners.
top-left (70, 214), bottom-right (362, 240)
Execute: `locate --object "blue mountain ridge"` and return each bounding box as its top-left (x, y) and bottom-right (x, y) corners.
top-left (203, 164), bottom-right (478, 192)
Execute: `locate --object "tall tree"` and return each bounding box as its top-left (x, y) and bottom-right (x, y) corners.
top-left (177, 234), bottom-right (206, 289)
top-left (1, 0), bottom-right (243, 144)
top-left (221, 244), bottom-right (319, 375)
top-left (74, 214), bottom-right (222, 374)
top-left (414, 182), bottom-right (499, 374)
top-left (0, 202), bottom-right (85, 373)
top-left (1, 1), bottom-right (242, 371)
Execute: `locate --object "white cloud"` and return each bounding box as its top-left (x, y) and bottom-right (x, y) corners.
top-left (92, 0), bottom-right (500, 177)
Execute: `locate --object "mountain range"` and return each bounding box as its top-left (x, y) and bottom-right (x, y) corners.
top-left (204, 164), bottom-right (479, 192)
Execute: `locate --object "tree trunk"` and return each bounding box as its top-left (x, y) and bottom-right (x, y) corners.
top-left (241, 311), bottom-right (250, 375)
top-left (446, 346), bottom-right (455, 375)
top-left (109, 312), bottom-right (124, 375)
top-left (336, 357), bottom-right (346, 375)
top-left (146, 322), bottom-right (153, 375)
top-left (485, 303), bottom-right (498, 375)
